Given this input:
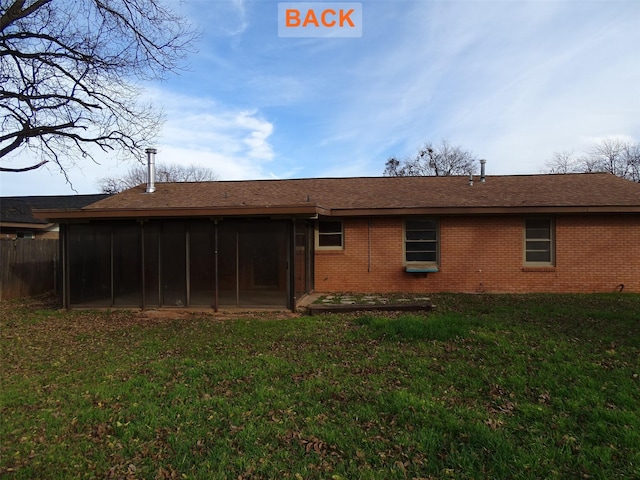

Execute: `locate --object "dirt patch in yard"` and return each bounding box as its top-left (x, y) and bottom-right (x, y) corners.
top-left (136, 308), bottom-right (299, 321)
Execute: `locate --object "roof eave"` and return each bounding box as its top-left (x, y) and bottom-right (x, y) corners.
top-left (328, 205), bottom-right (640, 216)
top-left (33, 204), bottom-right (640, 222)
top-left (33, 205), bottom-right (327, 221)
top-left (0, 221), bottom-right (56, 230)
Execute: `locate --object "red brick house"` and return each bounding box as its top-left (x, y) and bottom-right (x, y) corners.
top-left (36, 173), bottom-right (640, 310)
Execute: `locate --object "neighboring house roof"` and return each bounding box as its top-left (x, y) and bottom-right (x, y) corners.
top-left (1, 194), bottom-right (110, 228)
top-left (34, 173), bottom-right (640, 221)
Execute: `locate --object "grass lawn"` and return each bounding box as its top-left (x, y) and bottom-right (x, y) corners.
top-left (1, 294), bottom-right (639, 479)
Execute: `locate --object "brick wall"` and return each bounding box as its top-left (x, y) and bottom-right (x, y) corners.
top-left (314, 214), bottom-right (640, 294)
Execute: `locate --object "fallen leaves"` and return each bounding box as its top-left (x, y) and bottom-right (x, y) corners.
top-left (2, 293), bottom-right (640, 479)
top-left (487, 384), bottom-right (517, 416)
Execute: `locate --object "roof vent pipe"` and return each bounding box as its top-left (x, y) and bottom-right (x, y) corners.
top-left (468, 174), bottom-right (473, 186)
top-left (480, 159), bottom-right (487, 183)
top-left (145, 147), bottom-right (157, 193)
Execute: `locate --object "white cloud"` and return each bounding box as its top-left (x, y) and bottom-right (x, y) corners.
top-left (309, 1), bottom-right (640, 177)
top-left (2, 0), bottom-right (638, 195)
top-left (149, 89), bottom-right (275, 180)
top-left (229, 0), bottom-right (249, 36)
top-left (181, 0), bottom-right (249, 37)
top-left (0, 88), bottom-right (278, 195)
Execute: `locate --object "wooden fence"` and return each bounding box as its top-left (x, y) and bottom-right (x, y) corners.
top-left (0, 239), bottom-right (59, 300)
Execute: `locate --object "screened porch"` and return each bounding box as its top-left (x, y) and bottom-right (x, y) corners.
top-left (61, 218), bottom-right (314, 310)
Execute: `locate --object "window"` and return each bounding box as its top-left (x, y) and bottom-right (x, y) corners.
top-left (524, 219), bottom-right (554, 265)
top-left (316, 220), bottom-right (343, 249)
top-left (405, 218), bottom-right (438, 264)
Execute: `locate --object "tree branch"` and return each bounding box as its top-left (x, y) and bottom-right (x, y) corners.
top-left (0, 0), bottom-right (196, 178)
top-left (0, 159), bottom-right (48, 172)
top-left (0, 0), bottom-right (52, 33)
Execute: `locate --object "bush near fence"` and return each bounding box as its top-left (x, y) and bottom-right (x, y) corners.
top-left (0, 239), bottom-right (58, 300)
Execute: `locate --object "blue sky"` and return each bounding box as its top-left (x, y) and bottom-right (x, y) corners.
top-left (1, 0), bottom-right (639, 195)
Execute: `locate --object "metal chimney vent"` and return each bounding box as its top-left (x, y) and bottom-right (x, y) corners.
top-left (145, 148), bottom-right (157, 193)
top-left (480, 159), bottom-right (487, 183)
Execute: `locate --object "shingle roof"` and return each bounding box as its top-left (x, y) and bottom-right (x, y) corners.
top-left (35, 173), bottom-right (640, 220)
top-left (1, 194), bottom-right (109, 224)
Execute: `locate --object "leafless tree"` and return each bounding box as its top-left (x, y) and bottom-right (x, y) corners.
top-left (545, 138), bottom-right (640, 182)
top-left (0, 0), bottom-right (197, 178)
top-left (589, 138), bottom-right (637, 181)
top-left (97, 163), bottom-right (218, 194)
top-left (384, 140), bottom-right (477, 177)
top-left (545, 151), bottom-right (579, 174)
top-left (623, 142), bottom-right (640, 183)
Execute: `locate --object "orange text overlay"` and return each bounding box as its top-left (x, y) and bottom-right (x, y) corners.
top-left (278, 3), bottom-right (362, 37)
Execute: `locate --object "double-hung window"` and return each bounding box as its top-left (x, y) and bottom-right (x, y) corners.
top-left (524, 218), bottom-right (554, 265)
top-left (316, 220), bottom-right (343, 250)
top-left (405, 218), bottom-right (438, 265)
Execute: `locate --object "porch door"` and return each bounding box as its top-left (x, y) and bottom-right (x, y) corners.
top-left (238, 221), bottom-right (288, 306)
top-left (218, 220), bottom-right (289, 307)
top-left (162, 221), bottom-right (187, 307)
top-left (294, 220), bottom-right (314, 301)
top-left (189, 221), bottom-right (215, 306)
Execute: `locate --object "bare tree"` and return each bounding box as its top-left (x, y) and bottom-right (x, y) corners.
top-left (545, 151), bottom-right (579, 174)
top-left (545, 138), bottom-right (640, 182)
top-left (97, 163), bottom-right (218, 194)
top-left (623, 141), bottom-right (640, 183)
top-left (384, 140), bottom-right (477, 177)
top-left (383, 157), bottom-right (402, 176)
top-left (0, 0), bottom-right (197, 178)
top-left (589, 138), bottom-right (637, 180)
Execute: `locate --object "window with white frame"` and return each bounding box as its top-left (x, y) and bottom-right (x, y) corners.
top-left (524, 218), bottom-right (554, 265)
top-left (316, 220), bottom-right (343, 249)
top-left (405, 218), bottom-right (438, 264)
